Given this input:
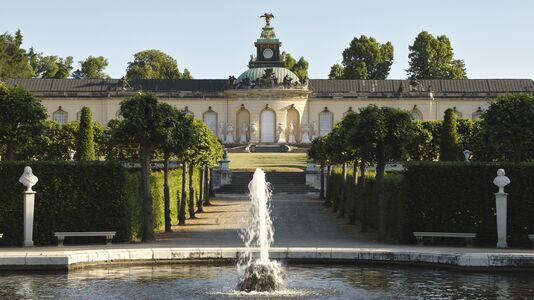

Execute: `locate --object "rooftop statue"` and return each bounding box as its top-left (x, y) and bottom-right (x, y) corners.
top-left (260, 13), bottom-right (274, 26)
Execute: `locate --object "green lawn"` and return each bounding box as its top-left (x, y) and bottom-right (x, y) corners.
top-left (228, 153), bottom-right (308, 172)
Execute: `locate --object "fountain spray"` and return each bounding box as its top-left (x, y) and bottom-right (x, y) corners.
top-left (237, 168), bottom-right (284, 292)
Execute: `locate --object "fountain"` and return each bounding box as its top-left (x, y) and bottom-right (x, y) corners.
top-left (237, 168), bottom-right (285, 292)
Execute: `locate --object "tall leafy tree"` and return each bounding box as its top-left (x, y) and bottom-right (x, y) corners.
top-left (407, 31), bottom-right (466, 79)
top-left (328, 64), bottom-right (344, 79)
top-left (126, 50), bottom-right (187, 80)
top-left (330, 35), bottom-right (394, 80)
top-left (36, 55), bottom-right (74, 79)
top-left (72, 56), bottom-right (110, 79)
top-left (0, 83), bottom-right (46, 160)
top-left (0, 30), bottom-right (35, 79)
top-left (439, 108), bottom-right (460, 161)
top-left (282, 51), bottom-right (309, 81)
top-left (113, 93), bottom-right (174, 242)
top-left (182, 68), bottom-right (193, 79)
top-left (75, 106), bottom-right (96, 160)
top-left (481, 93), bottom-right (534, 162)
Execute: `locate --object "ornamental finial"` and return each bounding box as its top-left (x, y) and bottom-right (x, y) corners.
top-left (260, 13), bottom-right (274, 26)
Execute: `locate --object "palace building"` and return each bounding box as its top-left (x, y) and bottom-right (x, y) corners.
top-left (5, 17), bottom-right (534, 145)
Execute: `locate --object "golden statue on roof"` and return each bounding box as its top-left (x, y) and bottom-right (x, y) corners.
top-left (260, 13), bottom-right (274, 26)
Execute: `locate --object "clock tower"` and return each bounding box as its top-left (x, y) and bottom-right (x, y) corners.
top-left (249, 13), bottom-right (285, 68)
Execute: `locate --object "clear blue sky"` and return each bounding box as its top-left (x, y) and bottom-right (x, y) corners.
top-left (2, 0), bottom-right (533, 80)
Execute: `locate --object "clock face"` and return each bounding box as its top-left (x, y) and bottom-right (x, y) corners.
top-left (263, 48), bottom-right (274, 59)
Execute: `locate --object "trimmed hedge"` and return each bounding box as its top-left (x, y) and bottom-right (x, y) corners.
top-left (327, 162), bottom-right (534, 246)
top-left (0, 162), bottom-right (203, 245)
top-left (0, 162), bottom-right (132, 246)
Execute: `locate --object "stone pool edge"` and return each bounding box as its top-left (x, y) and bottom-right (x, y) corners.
top-left (1, 247), bottom-right (534, 271)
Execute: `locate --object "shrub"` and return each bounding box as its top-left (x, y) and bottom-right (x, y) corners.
top-left (75, 106), bottom-right (96, 160)
top-left (439, 108), bottom-right (459, 161)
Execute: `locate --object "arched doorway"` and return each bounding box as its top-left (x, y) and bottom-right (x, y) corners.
top-left (236, 105), bottom-right (250, 143)
top-left (260, 109), bottom-right (276, 143)
top-left (286, 106), bottom-right (300, 143)
top-left (203, 107), bottom-right (218, 135)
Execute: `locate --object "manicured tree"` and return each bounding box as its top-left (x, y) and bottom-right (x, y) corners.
top-left (339, 112), bottom-right (362, 224)
top-left (439, 108), bottom-right (460, 161)
top-left (0, 83), bottom-right (46, 160)
top-left (406, 120), bottom-right (433, 161)
top-left (324, 125), bottom-right (351, 217)
top-left (200, 133), bottom-right (223, 208)
top-left (350, 105), bottom-right (415, 238)
top-left (308, 136), bottom-right (329, 200)
top-left (75, 106), bottom-right (96, 160)
top-left (481, 93), bottom-right (534, 162)
top-left (156, 105), bottom-right (192, 232)
top-left (112, 93), bottom-right (172, 242)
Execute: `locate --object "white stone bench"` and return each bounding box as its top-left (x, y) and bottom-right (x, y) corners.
top-left (414, 232), bottom-right (476, 247)
top-left (54, 231), bottom-right (116, 246)
top-left (529, 234), bottom-right (534, 248)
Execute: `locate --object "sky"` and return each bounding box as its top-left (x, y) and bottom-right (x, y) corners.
top-left (2, 0), bottom-right (533, 80)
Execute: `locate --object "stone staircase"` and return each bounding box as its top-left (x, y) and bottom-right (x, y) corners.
top-left (215, 171), bottom-right (319, 194)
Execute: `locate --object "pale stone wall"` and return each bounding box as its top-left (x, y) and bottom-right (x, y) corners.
top-left (39, 94), bottom-right (493, 142)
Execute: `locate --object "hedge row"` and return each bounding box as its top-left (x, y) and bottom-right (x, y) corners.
top-left (327, 162), bottom-right (534, 246)
top-left (0, 162), bottom-right (202, 246)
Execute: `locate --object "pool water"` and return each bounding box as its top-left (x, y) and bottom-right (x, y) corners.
top-left (1, 264), bottom-right (533, 299)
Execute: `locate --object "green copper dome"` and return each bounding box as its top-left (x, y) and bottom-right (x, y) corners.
top-left (237, 67), bottom-right (300, 83)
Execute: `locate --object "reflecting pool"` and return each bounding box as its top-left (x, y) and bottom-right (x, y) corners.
top-left (1, 264), bottom-right (533, 299)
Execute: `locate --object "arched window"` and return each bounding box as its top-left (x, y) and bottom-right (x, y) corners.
top-left (472, 107), bottom-right (484, 119)
top-left (342, 107), bottom-right (354, 118)
top-left (52, 107), bottom-right (68, 124)
top-left (453, 107), bottom-right (463, 118)
top-left (411, 109), bottom-right (423, 120)
top-left (203, 107), bottom-right (218, 135)
top-left (319, 107), bottom-right (333, 136)
top-left (76, 111), bottom-right (82, 121)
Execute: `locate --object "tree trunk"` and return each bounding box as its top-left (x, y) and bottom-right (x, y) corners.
top-left (349, 161), bottom-right (358, 225)
top-left (140, 144), bottom-right (155, 242)
top-left (325, 165), bottom-right (332, 206)
top-left (163, 154), bottom-right (172, 232)
top-left (204, 167), bottom-right (210, 205)
top-left (338, 162), bottom-right (347, 218)
top-left (376, 159), bottom-right (386, 240)
top-left (6, 141), bottom-right (14, 161)
top-left (319, 163), bottom-right (325, 200)
top-left (189, 164), bottom-right (196, 219)
top-left (359, 160), bottom-right (368, 232)
top-left (197, 165), bottom-right (205, 213)
top-left (209, 168), bottom-right (215, 197)
top-left (179, 161), bottom-right (187, 226)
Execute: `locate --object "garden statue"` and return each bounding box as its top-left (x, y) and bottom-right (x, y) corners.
top-left (277, 123), bottom-right (286, 144)
top-left (301, 123), bottom-right (311, 144)
top-left (218, 121), bottom-right (226, 142)
top-left (240, 121), bottom-right (249, 143)
top-left (250, 122), bottom-right (258, 143)
top-left (310, 121), bottom-right (317, 140)
top-left (226, 123), bottom-right (235, 143)
top-left (493, 168), bottom-right (510, 194)
top-left (68, 148), bottom-right (76, 161)
top-left (19, 166), bottom-right (38, 193)
top-left (288, 121), bottom-right (296, 144)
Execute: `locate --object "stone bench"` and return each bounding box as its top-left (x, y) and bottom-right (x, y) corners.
top-left (414, 232), bottom-right (476, 247)
top-left (54, 231), bottom-right (116, 246)
top-left (529, 234), bottom-right (534, 248)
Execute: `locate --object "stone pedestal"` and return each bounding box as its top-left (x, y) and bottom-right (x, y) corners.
top-left (495, 192), bottom-right (508, 248)
top-left (23, 192), bottom-right (36, 247)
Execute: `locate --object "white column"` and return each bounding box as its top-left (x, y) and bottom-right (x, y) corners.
top-left (495, 192), bottom-right (508, 248)
top-left (493, 168), bottom-right (510, 249)
top-left (23, 192), bottom-right (36, 247)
